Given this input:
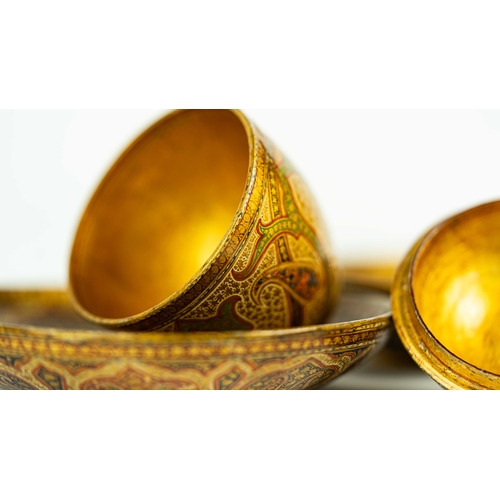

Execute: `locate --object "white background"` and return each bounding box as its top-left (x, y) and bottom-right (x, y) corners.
top-left (2, 109), bottom-right (500, 287)
top-left (2, 1), bottom-right (500, 498)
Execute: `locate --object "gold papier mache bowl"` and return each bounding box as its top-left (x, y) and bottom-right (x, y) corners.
top-left (392, 200), bottom-right (500, 390)
top-left (0, 284), bottom-right (391, 390)
top-left (69, 109), bottom-right (338, 332)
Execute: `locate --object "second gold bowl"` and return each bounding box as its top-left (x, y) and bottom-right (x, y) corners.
top-left (392, 200), bottom-right (500, 389)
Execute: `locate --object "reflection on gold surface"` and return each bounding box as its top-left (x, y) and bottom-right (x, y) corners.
top-left (444, 272), bottom-right (488, 334)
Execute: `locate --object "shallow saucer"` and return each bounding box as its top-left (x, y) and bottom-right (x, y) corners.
top-left (0, 283), bottom-right (392, 390)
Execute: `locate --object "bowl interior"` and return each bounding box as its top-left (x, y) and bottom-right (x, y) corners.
top-left (411, 202), bottom-right (500, 375)
top-left (70, 110), bottom-right (249, 320)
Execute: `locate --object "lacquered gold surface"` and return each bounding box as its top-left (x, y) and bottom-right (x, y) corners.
top-left (0, 284), bottom-right (391, 390)
top-left (392, 201), bottom-right (500, 389)
top-left (70, 109), bottom-right (337, 331)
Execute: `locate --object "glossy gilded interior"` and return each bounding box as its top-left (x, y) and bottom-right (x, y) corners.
top-left (411, 202), bottom-right (500, 375)
top-left (70, 110), bottom-right (250, 320)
